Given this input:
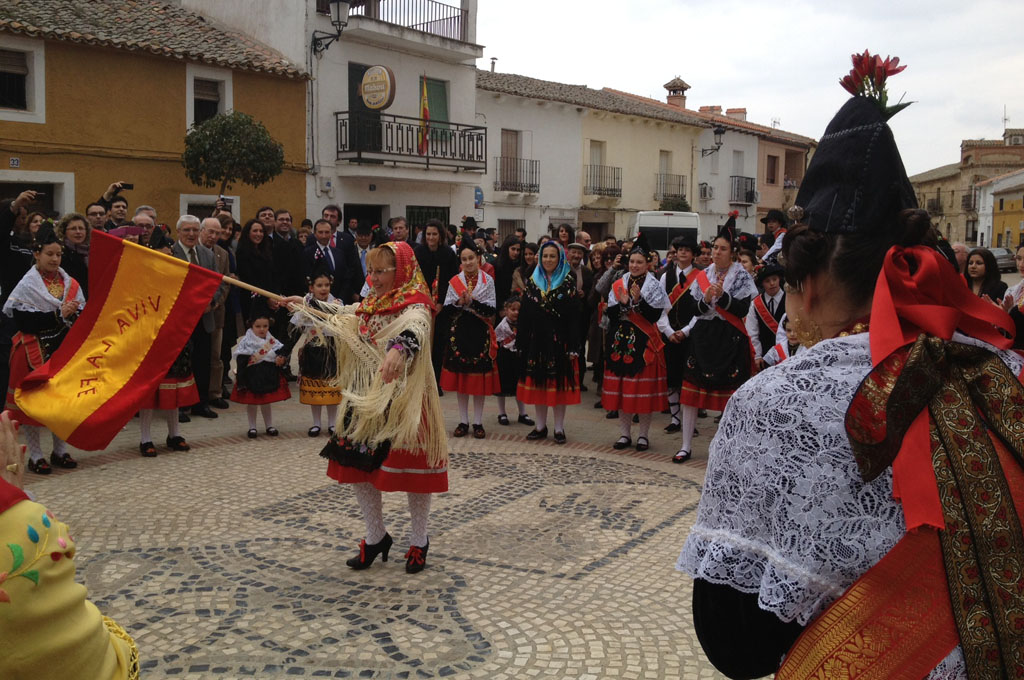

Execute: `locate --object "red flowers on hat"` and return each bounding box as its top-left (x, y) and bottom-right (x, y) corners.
top-left (839, 50), bottom-right (911, 120)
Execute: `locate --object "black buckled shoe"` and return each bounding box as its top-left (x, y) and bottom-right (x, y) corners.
top-left (526, 427), bottom-right (548, 441)
top-left (139, 442), bottom-right (158, 457)
top-left (517, 414), bottom-right (535, 426)
top-left (672, 449), bottom-right (691, 464)
top-left (613, 436), bottom-right (632, 450)
top-left (166, 436), bottom-right (191, 451)
top-left (553, 431), bottom-right (566, 445)
top-left (636, 437), bottom-right (650, 452)
top-left (50, 452), bottom-right (78, 469)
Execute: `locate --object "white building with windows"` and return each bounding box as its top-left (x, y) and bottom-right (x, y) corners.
top-left (189, 0), bottom-right (484, 230)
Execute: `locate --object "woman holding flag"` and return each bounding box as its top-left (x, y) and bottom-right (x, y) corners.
top-left (674, 219), bottom-right (757, 463)
top-left (285, 241), bottom-right (447, 575)
top-left (3, 225), bottom-right (84, 474)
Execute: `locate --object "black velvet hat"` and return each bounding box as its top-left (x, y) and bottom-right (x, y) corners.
top-left (671, 233), bottom-right (698, 254)
top-left (32, 223), bottom-right (60, 249)
top-left (793, 96), bottom-right (917, 235)
top-left (760, 209), bottom-right (788, 228)
top-left (629, 232), bottom-right (651, 258)
top-left (756, 262), bottom-right (785, 286)
top-left (716, 212), bottom-right (738, 244)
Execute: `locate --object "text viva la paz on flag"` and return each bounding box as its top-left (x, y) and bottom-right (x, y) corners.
top-left (417, 75), bottom-right (430, 156)
top-left (14, 231), bottom-right (223, 451)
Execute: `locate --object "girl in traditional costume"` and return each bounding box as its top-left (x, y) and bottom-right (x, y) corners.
top-left (290, 268), bottom-right (341, 438)
top-left (602, 235), bottom-right (671, 452)
top-left (3, 225), bottom-right (84, 474)
top-left (439, 241), bottom-right (499, 439)
top-left (680, 55), bottom-right (1024, 679)
top-left (493, 295), bottom-right (532, 426)
top-left (230, 305), bottom-right (291, 438)
top-left (137, 230), bottom-right (196, 457)
top-left (285, 241), bottom-right (447, 574)
top-left (674, 218), bottom-right (758, 463)
top-left (516, 241), bottom-right (581, 444)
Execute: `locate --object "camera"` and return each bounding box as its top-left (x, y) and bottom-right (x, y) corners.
top-left (219, 195), bottom-right (234, 207)
top-left (114, 183), bottom-right (133, 194)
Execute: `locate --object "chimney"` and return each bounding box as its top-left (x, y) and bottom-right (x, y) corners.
top-left (663, 76), bottom-right (690, 109)
top-left (725, 108), bottom-right (747, 121)
top-left (490, 57), bottom-right (497, 72)
top-left (699, 105), bottom-right (723, 115)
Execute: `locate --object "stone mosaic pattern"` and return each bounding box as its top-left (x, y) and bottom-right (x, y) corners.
top-left (23, 394), bottom-right (724, 679)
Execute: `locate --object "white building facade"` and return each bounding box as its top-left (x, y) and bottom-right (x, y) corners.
top-left (694, 125), bottom-right (761, 235)
top-left (975, 168), bottom-right (1024, 247)
top-left (185, 0), bottom-right (484, 229)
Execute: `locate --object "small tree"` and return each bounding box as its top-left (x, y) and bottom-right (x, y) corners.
top-left (182, 111), bottom-right (285, 196)
top-left (659, 196), bottom-right (693, 212)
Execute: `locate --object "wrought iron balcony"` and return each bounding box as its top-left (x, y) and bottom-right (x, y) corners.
top-left (347, 0), bottom-right (468, 41)
top-left (335, 111), bottom-right (486, 171)
top-left (584, 164), bottom-right (622, 198)
top-left (494, 157), bottom-right (540, 193)
top-left (961, 193), bottom-right (977, 212)
top-left (729, 175), bottom-right (757, 204)
top-left (926, 198), bottom-right (942, 215)
top-left (655, 173), bottom-right (687, 200)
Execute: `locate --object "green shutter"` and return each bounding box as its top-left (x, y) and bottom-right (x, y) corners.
top-left (425, 78), bottom-right (449, 136)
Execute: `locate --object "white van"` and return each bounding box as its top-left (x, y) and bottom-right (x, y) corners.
top-left (628, 211), bottom-right (702, 258)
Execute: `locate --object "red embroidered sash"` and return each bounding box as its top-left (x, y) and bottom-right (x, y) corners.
top-left (695, 269), bottom-right (756, 373)
top-left (772, 343), bottom-right (788, 363)
top-left (668, 269), bottom-right (700, 306)
top-left (449, 272), bottom-right (497, 359)
top-left (753, 295), bottom-right (780, 334)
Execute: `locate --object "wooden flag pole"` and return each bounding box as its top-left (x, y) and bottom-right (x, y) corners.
top-left (220, 276), bottom-right (331, 320)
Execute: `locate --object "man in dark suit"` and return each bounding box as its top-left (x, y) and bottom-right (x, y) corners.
top-left (347, 223), bottom-right (374, 301)
top-left (199, 217), bottom-right (232, 409)
top-left (304, 219), bottom-right (355, 301)
top-left (172, 215), bottom-right (223, 420)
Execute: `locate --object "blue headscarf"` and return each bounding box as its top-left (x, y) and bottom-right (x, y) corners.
top-left (531, 241), bottom-right (571, 293)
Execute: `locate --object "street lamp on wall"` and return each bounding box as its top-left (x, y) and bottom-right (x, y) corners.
top-left (312, 0), bottom-right (351, 56)
top-left (701, 125), bottom-right (726, 157)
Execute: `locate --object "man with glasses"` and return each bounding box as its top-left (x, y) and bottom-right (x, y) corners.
top-left (85, 202), bottom-right (107, 232)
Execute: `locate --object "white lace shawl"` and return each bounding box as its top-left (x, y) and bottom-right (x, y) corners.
top-left (682, 263), bottom-right (758, 334)
top-left (443, 270), bottom-right (496, 309)
top-left (1006, 279), bottom-right (1024, 307)
top-left (290, 293), bottom-right (338, 332)
top-left (495, 316), bottom-right (517, 351)
top-left (678, 332), bottom-right (1022, 678)
top-left (606, 272), bottom-right (671, 310)
top-left (231, 329), bottom-right (284, 365)
top-left (2, 266), bottom-right (84, 317)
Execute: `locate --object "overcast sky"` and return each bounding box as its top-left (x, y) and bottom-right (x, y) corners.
top-left (474, 0), bottom-right (1024, 176)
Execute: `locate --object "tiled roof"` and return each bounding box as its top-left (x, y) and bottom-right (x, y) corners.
top-left (976, 168), bottom-right (1024, 187)
top-left (607, 88), bottom-right (817, 148)
top-left (908, 162), bottom-right (961, 184)
top-left (476, 70), bottom-right (708, 129)
top-left (0, 0), bottom-right (306, 79)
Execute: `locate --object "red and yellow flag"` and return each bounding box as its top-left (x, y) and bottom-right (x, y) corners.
top-left (417, 75), bottom-right (430, 156)
top-left (14, 231), bottom-right (223, 450)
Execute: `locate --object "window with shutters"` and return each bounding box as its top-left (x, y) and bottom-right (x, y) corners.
top-left (0, 36), bottom-right (44, 123)
top-left (193, 78), bottom-right (221, 126)
top-left (186, 64), bottom-right (232, 129)
top-left (424, 77), bottom-right (449, 137)
top-left (0, 49), bottom-right (28, 110)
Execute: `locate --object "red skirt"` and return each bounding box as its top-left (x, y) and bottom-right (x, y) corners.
top-left (141, 374), bottom-right (199, 410)
top-left (516, 357), bottom-right (581, 407)
top-left (328, 447), bottom-right (448, 493)
top-left (602, 360), bottom-right (668, 414)
top-left (679, 380), bottom-right (734, 411)
top-left (5, 332), bottom-right (44, 427)
top-left (231, 374), bottom-right (292, 405)
top-left (440, 368), bottom-right (500, 396)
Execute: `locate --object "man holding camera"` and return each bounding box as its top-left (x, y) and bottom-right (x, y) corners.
top-left (94, 181), bottom-right (133, 232)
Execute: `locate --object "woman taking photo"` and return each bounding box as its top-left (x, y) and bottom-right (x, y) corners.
top-left (964, 247), bottom-right (1007, 301)
top-left (439, 241), bottom-right (499, 439)
top-left (57, 212), bottom-right (90, 298)
top-left (516, 241), bottom-right (581, 444)
top-left (674, 218), bottom-right (757, 463)
top-left (510, 242), bottom-right (538, 294)
top-left (680, 59), bottom-right (1024, 678)
top-left (601, 237), bottom-right (669, 452)
top-left (235, 218), bottom-right (276, 322)
top-left (3, 225), bottom-right (84, 474)
top-left (284, 242), bottom-right (447, 574)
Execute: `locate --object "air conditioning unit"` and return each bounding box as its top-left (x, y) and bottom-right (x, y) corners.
top-left (699, 183), bottom-right (714, 200)
top-left (752, 190), bottom-right (761, 203)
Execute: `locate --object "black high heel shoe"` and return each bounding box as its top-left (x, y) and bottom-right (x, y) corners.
top-left (346, 533), bottom-right (393, 570)
top-left (405, 541), bottom-right (429, 574)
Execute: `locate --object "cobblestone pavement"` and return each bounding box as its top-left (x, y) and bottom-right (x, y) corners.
top-left (22, 383), bottom-right (724, 679)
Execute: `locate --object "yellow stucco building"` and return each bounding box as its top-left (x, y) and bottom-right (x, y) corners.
top-left (0, 1), bottom-right (307, 227)
top-left (993, 182), bottom-right (1024, 248)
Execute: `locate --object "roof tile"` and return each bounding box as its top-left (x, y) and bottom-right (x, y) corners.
top-left (0, 0), bottom-right (306, 79)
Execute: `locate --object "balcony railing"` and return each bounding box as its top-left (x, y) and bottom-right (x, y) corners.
top-left (926, 198), bottom-right (942, 215)
top-left (655, 173), bottom-right (687, 200)
top-left (961, 193), bottom-right (977, 212)
top-left (335, 111), bottom-right (486, 171)
top-left (584, 164), bottom-right (622, 198)
top-left (349, 0), bottom-right (468, 41)
top-left (729, 175), bottom-right (757, 204)
top-left (494, 157), bottom-right (540, 193)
